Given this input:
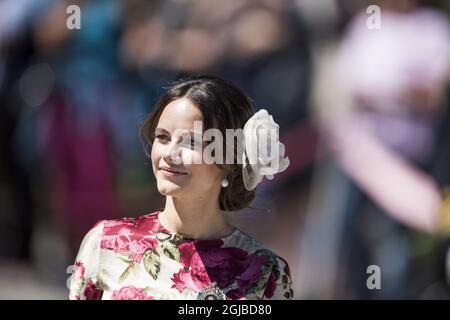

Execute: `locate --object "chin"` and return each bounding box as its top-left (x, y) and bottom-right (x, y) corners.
top-left (157, 180), bottom-right (185, 196)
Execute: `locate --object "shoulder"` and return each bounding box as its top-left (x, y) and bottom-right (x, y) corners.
top-left (247, 240), bottom-right (293, 300)
top-left (231, 230), bottom-right (291, 275)
top-left (231, 229), bottom-right (289, 264)
top-left (94, 211), bottom-right (161, 234)
top-left (79, 220), bottom-right (106, 250)
top-left (78, 212), bottom-right (160, 247)
top-left (229, 230), bottom-right (293, 299)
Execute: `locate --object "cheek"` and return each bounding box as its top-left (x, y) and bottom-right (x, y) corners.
top-left (181, 149), bottom-right (203, 165)
top-left (151, 144), bottom-right (163, 170)
top-left (188, 163), bottom-right (222, 187)
top-left (181, 150), bottom-right (222, 183)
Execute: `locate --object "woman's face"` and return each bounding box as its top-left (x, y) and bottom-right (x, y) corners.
top-left (151, 98), bottom-right (224, 199)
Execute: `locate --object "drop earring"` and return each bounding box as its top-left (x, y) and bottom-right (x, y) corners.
top-left (221, 178), bottom-right (229, 188)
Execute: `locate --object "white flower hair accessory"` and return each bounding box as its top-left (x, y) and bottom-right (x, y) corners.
top-left (242, 109), bottom-right (290, 190)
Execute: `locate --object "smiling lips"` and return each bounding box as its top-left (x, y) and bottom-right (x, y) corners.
top-left (159, 166), bottom-right (188, 176)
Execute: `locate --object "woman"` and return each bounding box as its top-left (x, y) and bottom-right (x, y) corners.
top-left (68, 75), bottom-right (293, 300)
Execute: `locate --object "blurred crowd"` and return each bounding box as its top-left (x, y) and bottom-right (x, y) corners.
top-left (0, 0), bottom-right (449, 299)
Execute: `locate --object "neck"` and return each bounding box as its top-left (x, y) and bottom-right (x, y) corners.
top-left (159, 195), bottom-right (234, 240)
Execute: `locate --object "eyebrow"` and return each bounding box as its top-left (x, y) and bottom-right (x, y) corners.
top-left (155, 128), bottom-right (202, 136)
top-left (155, 128), bottom-right (169, 133)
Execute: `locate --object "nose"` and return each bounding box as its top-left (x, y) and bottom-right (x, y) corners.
top-left (162, 140), bottom-right (182, 165)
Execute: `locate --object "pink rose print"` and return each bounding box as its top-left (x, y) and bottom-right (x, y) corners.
top-left (171, 240), bottom-right (267, 296)
top-left (72, 261), bottom-right (85, 282)
top-left (100, 216), bottom-right (159, 263)
top-left (111, 286), bottom-right (154, 300)
top-left (179, 241), bottom-right (197, 267)
top-left (108, 214), bottom-right (160, 231)
top-left (84, 280), bottom-right (103, 300)
top-left (171, 269), bottom-right (208, 293)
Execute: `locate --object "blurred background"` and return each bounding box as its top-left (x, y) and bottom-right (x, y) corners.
top-left (0, 0), bottom-right (449, 299)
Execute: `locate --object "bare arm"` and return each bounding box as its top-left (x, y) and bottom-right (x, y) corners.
top-left (325, 118), bottom-right (442, 233)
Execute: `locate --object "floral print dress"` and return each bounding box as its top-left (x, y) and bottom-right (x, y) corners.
top-left (69, 211), bottom-right (293, 300)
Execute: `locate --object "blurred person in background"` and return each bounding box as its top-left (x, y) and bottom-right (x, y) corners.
top-left (34, 0), bottom-right (128, 258)
top-left (311, 0), bottom-right (450, 298)
top-left (0, 0), bottom-right (43, 262)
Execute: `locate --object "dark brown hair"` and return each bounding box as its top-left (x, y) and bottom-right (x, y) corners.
top-left (140, 75), bottom-right (256, 211)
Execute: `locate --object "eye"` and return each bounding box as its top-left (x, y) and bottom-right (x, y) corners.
top-left (189, 138), bottom-right (202, 147)
top-left (179, 134), bottom-right (202, 149)
top-left (185, 137), bottom-right (202, 149)
top-left (155, 134), bottom-right (170, 144)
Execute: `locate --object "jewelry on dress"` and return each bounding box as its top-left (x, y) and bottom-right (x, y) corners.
top-left (197, 282), bottom-right (225, 300)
